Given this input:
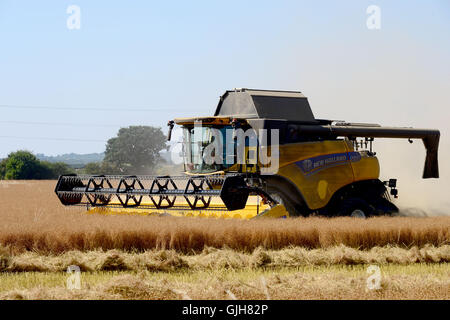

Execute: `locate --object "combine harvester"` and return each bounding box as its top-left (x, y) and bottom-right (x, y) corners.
top-left (55, 89), bottom-right (440, 219)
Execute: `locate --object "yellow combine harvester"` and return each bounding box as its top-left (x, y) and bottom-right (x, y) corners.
top-left (55, 89), bottom-right (440, 218)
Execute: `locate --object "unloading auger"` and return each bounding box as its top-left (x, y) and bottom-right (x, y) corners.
top-left (55, 88), bottom-right (440, 219)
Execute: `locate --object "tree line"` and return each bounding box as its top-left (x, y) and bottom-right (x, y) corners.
top-left (0, 126), bottom-right (167, 179)
top-left (0, 151), bottom-right (73, 179)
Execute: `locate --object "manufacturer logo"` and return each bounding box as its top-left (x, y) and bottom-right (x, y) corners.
top-left (302, 159), bottom-right (313, 172)
top-left (296, 152), bottom-right (361, 176)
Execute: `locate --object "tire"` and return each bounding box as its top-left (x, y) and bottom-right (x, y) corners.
top-left (371, 197), bottom-right (398, 216)
top-left (265, 187), bottom-right (302, 217)
top-left (337, 198), bottom-right (374, 218)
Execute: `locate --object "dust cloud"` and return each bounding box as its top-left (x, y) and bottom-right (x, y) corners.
top-left (375, 139), bottom-right (449, 216)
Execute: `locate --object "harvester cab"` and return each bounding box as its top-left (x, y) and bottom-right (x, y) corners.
top-left (55, 88), bottom-right (440, 219)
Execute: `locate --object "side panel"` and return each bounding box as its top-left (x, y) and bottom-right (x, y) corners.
top-left (350, 151), bottom-right (380, 182)
top-left (276, 140), bottom-right (379, 210)
top-left (278, 140), bottom-right (351, 167)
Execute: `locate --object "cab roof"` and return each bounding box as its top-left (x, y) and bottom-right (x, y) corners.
top-left (214, 88), bottom-right (318, 123)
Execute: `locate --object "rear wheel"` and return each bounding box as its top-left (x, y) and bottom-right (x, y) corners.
top-left (371, 197), bottom-right (399, 216)
top-left (350, 209), bottom-right (366, 218)
top-left (337, 198), bottom-right (374, 218)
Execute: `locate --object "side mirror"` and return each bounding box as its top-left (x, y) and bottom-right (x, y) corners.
top-left (167, 120), bottom-right (174, 141)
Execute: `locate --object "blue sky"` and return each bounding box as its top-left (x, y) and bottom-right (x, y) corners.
top-left (0, 0), bottom-right (448, 157)
top-left (1, 0), bottom-right (449, 210)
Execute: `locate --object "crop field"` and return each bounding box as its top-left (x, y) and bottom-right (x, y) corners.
top-left (0, 180), bottom-right (449, 300)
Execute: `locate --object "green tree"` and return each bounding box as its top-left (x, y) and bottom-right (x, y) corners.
top-left (82, 161), bottom-right (117, 175)
top-left (83, 162), bottom-right (102, 174)
top-left (1, 151), bottom-right (75, 180)
top-left (3, 150), bottom-right (52, 179)
top-left (0, 158), bottom-right (6, 179)
top-left (42, 161), bottom-right (74, 177)
top-left (104, 126), bottom-right (166, 174)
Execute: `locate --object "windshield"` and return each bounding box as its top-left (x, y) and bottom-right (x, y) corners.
top-left (183, 126), bottom-right (230, 173)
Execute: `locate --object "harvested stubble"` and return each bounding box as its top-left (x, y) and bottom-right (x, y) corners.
top-left (0, 245), bottom-right (449, 273)
top-left (1, 270), bottom-right (449, 300)
top-left (0, 181), bottom-right (449, 254)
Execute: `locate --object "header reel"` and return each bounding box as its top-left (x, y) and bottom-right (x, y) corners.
top-left (55, 174), bottom-right (278, 214)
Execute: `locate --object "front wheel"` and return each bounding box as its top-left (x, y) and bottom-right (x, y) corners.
top-left (265, 187), bottom-right (303, 217)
